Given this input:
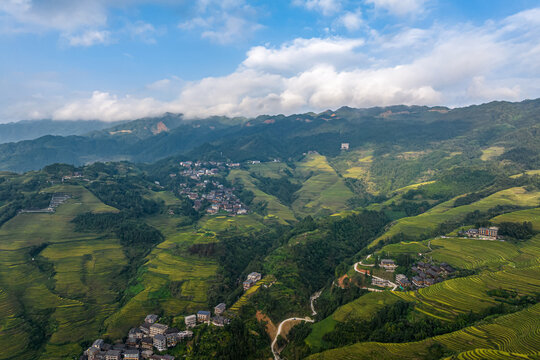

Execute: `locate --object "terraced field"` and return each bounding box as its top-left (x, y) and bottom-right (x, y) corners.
top-left (445, 349), bottom-right (540, 360)
top-left (307, 303), bottom-right (540, 360)
top-left (510, 169), bottom-right (540, 178)
top-left (292, 154), bottom-right (354, 216)
top-left (103, 212), bottom-right (265, 338)
top-left (377, 241), bottom-right (430, 256)
top-left (227, 169), bottom-right (296, 223)
top-left (480, 146), bottom-right (505, 161)
top-left (0, 186), bottom-right (259, 358)
top-left (248, 162), bottom-right (294, 179)
top-left (307, 265), bottom-right (540, 347)
top-left (492, 207), bottom-right (540, 230)
top-left (429, 237), bottom-right (521, 270)
top-left (371, 187), bottom-right (540, 246)
top-left (0, 185), bottom-right (123, 359)
top-left (306, 292), bottom-right (412, 350)
top-left (229, 276), bottom-right (275, 312)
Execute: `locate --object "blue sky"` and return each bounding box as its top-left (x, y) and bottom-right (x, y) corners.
top-left (1, 0), bottom-right (540, 122)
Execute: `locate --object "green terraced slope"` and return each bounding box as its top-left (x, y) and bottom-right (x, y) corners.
top-left (371, 187), bottom-right (540, 246)
top-left (307, 303), bottom-right (540, 360)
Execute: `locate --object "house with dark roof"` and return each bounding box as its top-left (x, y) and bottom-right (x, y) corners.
top-left (145, 314), bottom-right (159, 324)
top-left (214, 302), bottom-right (226, 315)
top-left (197, 310), bottom-right (211, 323)
top-left (153, 334), bottom-right (167, 352)
top-left (104, 349), bottom-right (121, 360)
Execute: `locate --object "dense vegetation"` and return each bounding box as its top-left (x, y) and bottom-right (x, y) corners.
top-left (1, 98), bottom-right (540, 360)
top-left (0, 98), bottom-right (539, 173)
top-left (322, 295), bottom-right (540, 350)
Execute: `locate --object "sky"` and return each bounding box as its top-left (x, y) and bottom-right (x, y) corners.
top-left (1, 0), bottom-right (540, 123)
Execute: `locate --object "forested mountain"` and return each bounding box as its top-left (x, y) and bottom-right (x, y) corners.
top-left (0, 119), bottom-right (119, 144)
top-left (1, 98), bottom-right (539, 173)
top-left (0, 98), bottom-right (539, 360)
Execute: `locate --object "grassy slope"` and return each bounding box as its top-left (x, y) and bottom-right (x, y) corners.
top-left (371, 187), bottom-right (540, 246)
top-left (0, 186), bottom-right (264, 358)
top-left (227, 169), bottom-right (296, 224)
top-left (0, 185), bottom-right (123, 360)
top-left (292, 154), bottom-right (354, 216)
top-left (492, 207), bottom-right (540, 231)
top-left (307, 303), bottom-right (540, 360)
top-left (307, 205), bottom-right (540, 351)
top-left (103, 211), bottom-right (265, 339)
top-left (329, 149), bottom-right (377, 194)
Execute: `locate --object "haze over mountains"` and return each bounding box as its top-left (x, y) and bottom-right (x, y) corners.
top-left (1, 98), bottom-right (539, 174)
top-left (0, 120), bottom-right (121, 144)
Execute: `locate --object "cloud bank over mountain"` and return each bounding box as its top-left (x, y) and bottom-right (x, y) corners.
top-left (2, 1), bottom-right (540, 121)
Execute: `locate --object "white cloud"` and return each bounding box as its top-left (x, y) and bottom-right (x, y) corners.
top-left (64, 30), bottom-right (112, 47)
top-left (338, 9), bottom-right (363, 31)
top-left (52, 91), bottom-right (172, 122)
top-left (125, 21), bottom-right (161, 44)
top-left (467, 76), bottom-right (520, 101)
top-left (6, 7), bottom-right (540, 122)
top-left (365, 0), bottom-right (428, 16)
top-left (178, 0), bottom-right (261, 44)
top-left (0, 0), bottom-right (108, 32)
top-left (0, 1), bottom-right (162, 46)
top-left (201, 15), bottom-right (263, 44)
top-left (293, 0), bottom-right (343, 16)
top-left (242, 37), bottom-right (365, 74)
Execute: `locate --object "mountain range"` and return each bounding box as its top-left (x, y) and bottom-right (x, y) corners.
top-left (1, 99), bottom-right (539, 173)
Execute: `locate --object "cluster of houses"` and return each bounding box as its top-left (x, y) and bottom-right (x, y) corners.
top-left (176, 161), bottom-right (241, 180)
top-left (185, 302), bottom-right (231, 328)
top-left (177, 161), bottom-right (221, 179)
top-left (243, 272), bottom-right (262, 291)
top-left (61, 172), bottom-right (83, 182)
top-left (177, 182), bottom-right (248, 215)
top-left (461, 226), bottom-right (500, 240)
top-left (83, 314), bottom-right (189, 360)
top-left (83, 303), bottom-right (234, 360)
top-left (407, 261), bottom-right (455, 288)
top-left (169, 161), bottom-right (248, 216)
top-left (364, 258), bottom-right (456, 290)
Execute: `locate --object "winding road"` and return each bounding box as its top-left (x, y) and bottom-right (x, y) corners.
top-left (271, 290), bottom-right (321, 360)
top-left (354, 259), bottom-right (399, 291)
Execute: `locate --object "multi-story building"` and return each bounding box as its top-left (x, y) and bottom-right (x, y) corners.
top-left (214, 303), bottom-right (226, 315)
top-left (380, 259), bottom-right (398, 271)
top-left (149, 323), bottom-right (168, 336)
top-left (165, 328), bottom-right (180, 347)
top-left (92, 339), bottom-right (105, 349)
top-left (243, 279), bottom-right (254, 290)
top-left (197, 310), bottom-right (211, 323)
top-left (104, 349), bottom-right (121, 360)
top-left (154, 334), bottom-right (167, 352)
top-left (141, 337), bottom-right (153, 350)
top-left (185, 314), bottom-right (197, 328)
top-left (478, 226), bottom-right (499, 238)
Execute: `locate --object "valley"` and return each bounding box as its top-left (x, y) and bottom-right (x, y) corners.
top-left (0, 100), bottom-right (539, 359)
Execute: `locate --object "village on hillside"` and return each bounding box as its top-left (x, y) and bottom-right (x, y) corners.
top-left (82, 273), bottom-right (263, 360)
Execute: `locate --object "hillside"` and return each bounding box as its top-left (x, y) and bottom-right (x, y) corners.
top-left (1, 98), bottom-right (539, 175)
top-left (0, 99), bottom-right (539, 359)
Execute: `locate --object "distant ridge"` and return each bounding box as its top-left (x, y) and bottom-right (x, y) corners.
top-left (0, 98), bottom-right (538, 173)
top-left (0, 119), bottom-right (121, 144)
